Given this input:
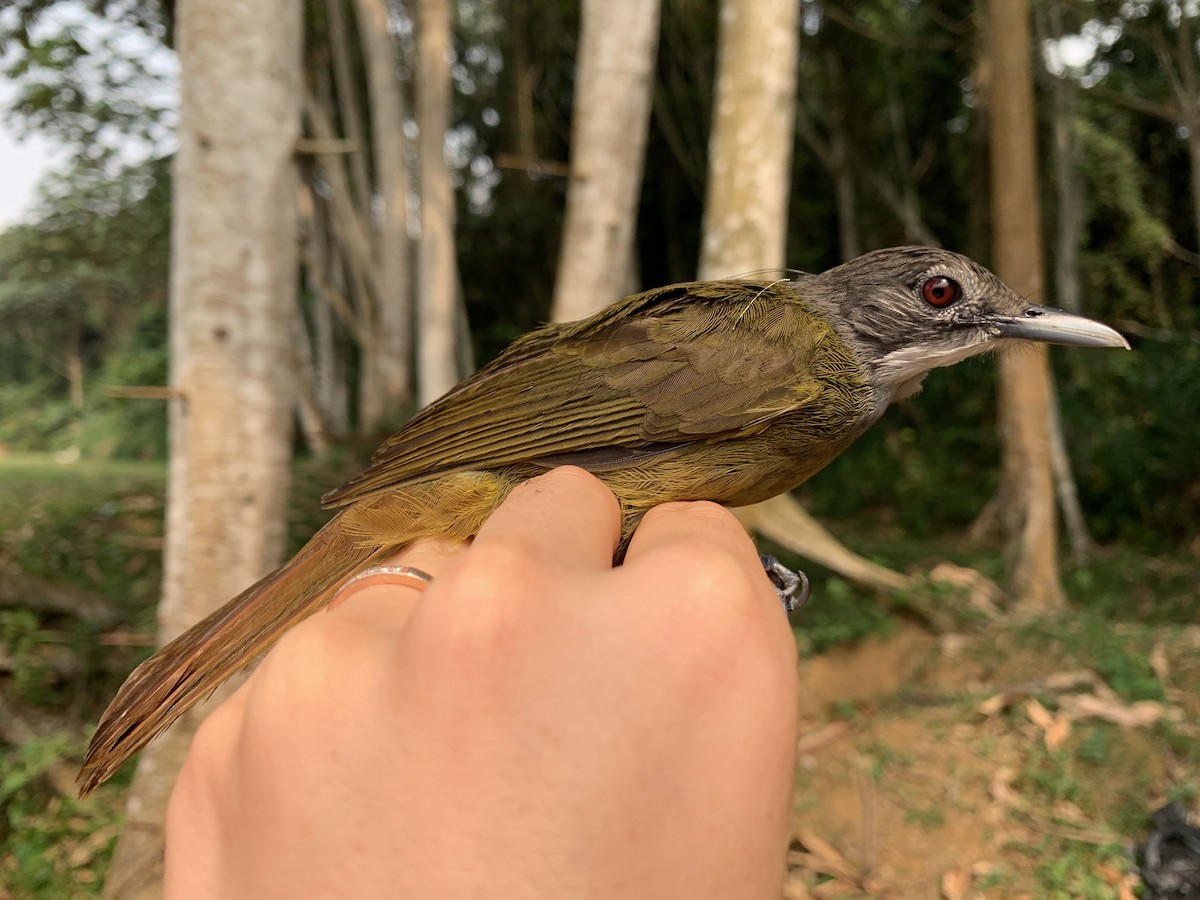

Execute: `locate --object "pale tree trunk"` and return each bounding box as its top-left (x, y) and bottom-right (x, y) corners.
top-left (100, 0), bottom-right (302, 895)
top-left (698, 0), bottom-right (797, 281)
top-left (355, 0), bottom-right (414, 422)
top-left (415, 0), bottom-right (460, 406)
top-left (698, 0), bottom-right (908, 593)
top-left (982, 0), bottom-right (1065, 613)
top-left (550, 0), bottom-right (661, 321)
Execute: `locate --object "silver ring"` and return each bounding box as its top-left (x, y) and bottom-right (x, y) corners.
top-left (340, 564), bottom-right (434, 593)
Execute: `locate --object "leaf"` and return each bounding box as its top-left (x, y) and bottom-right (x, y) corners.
top-left (1044, 715), bottom-right (1071, 752)
top-left (1059, 693), bottom-right (1179, 728)
top-left (978, 692), bottom-right (1012, 716)
top-left (989, 767), bottom-right (1019, 806)
top-left (1149, 641), bottom-right (1169, 683)
top-left (1025, 697), bottom-right (1054, 729)
top-left (940, 867), bottom-right (972, 900)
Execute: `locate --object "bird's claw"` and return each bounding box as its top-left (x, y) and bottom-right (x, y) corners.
top-left (760, 555), bottom-right (810, 612)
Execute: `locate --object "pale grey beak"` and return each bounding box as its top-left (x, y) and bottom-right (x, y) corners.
top-left (995, 306), bottom-right (1131, 350)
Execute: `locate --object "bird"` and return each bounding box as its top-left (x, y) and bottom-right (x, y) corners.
top-left (78, 246), bottom-right (1129, 793)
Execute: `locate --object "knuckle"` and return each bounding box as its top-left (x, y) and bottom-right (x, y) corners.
top-left (642, 545), bottom-right (793, 695)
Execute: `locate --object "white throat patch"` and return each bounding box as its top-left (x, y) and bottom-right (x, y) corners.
top-left (876, 338), bottom-right (996, 401)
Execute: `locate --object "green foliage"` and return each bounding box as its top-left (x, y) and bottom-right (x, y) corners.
top-left (0, 2), bottom-right (174, 165)
top-left (0, 157), bottom-right (171, 458)
top-left (1017, 611), bottom-right (1168, 703)
top-left (0, 456), bottom-right (164, 894)
top-left (0, 737), bottom-right (123, 896)
top-left (0, 458), bottom-right (163, 601)
top-left (1060, 338), bottom-right (1200, 549)
top-left (788, 573), bottom-right (898, 655)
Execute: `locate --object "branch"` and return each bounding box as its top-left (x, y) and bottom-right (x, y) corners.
top-left (1085, 83), bottom-right (1185, 125)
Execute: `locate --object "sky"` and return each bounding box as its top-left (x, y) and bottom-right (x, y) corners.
top-left (0, 2), bottom-right (176, 232)
top-left (0, 93), bottom-right (62, 230)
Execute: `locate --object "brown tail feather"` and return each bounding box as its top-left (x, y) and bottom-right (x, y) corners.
top-left (78, 511), bottom-right (389, 795)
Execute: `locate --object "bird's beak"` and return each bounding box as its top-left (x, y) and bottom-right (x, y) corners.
top-left (993, 306), bottom-right (1131, 350)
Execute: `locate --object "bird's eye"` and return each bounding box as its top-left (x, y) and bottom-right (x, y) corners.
top-left (920, 276), bottom-right (961, 308)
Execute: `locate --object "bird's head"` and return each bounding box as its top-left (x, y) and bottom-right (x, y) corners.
top-left (807, 246), bottom-right (1129, 401)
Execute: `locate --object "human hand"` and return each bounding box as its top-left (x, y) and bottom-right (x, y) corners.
top-left (165, 467), bottom-right (799, 899)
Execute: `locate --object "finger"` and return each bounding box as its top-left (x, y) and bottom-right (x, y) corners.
top-left (471, 466), bottom-right (621, 573)
top-left (327, 536), bottom-right (468, 632)
top-left (240, 536), bottom-right (470, 741)
top-left (623, 501), bottom-right (774, 599)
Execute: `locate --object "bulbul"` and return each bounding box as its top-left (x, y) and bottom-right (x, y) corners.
top-left (78, 246), bottom-right (1128, 792)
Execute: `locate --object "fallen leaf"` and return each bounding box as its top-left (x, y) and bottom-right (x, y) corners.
top-left (1043, 670), bottom-right (1100, 692)
top-left (978, 692), bottom-right (1011, 717)
top-left (990, 767), bottom-right (1018, 806)
top-left (1044, 715), bottom-right (1071, 752)
top-left (796, 721), bottom-right (851, 756)
top-left (1053, 800), bottom-right (1087, 824)
top-left (927, 562), bottom-right (1004, 614)
top-left (794, 829), bottom-right (857, 882)
top-left (1025, 698), bottom-right (1054, 729)
top-left (782, 871), bottom-right (813, 900)
top-left (940, 867), bottom-right (972, 899)
top-left (1150, 641), bottom-right (1170, 683)
top-left (1060, 694), bottom-right (1179, 727)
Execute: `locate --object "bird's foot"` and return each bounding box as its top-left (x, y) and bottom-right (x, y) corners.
top-left (760, 555), bottom-right (810, 612)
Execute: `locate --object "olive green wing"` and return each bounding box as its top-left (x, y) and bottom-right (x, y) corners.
top-left (323, 281), bottom-right (837, 507)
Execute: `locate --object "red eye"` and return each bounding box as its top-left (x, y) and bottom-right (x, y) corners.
top-left (921, 276), bottom-right (961, 308)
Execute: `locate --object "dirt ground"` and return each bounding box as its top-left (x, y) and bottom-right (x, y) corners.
top-left (779, 620), bottom-right (1200, 898)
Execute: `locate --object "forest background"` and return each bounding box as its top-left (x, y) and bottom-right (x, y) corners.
top-left (0, 0), bottom-right (1197, 897)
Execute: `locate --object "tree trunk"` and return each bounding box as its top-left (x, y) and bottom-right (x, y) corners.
top-left (698, 0), bottom-right (909, 592)
top-left (415, 0), bottom-right (461, 406)
top-left (550, 0), bottom-right (661, 321)
top-left (309, 194), bottom-right (350, 434)
top-left (355, 0), bottom-right (414, 421)
top-left (66, 322), bottom-right (84, 410)
top-left (698, 0), bottom-right (798, 281)
top-left (99, 0), bottom-right (302, 894)
top-left (983, 0), bottom-right (1065, 613)
top-left (326, 0), bottom-right (372, 213)
top-left (291, 301), bottom-right (332, 457)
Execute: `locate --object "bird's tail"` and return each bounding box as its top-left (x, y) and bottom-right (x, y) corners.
top-left (78, 511), bottom-right (388, 795)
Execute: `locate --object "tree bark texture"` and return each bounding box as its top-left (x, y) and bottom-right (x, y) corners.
top-left (985, 0), bottom-right (1066, 612)
top-left (355, 0), bottom-right (414, 421)
top-left (697, 0), bottom-right (907, 592)
top-left (100, 0), bottom-right (302, 894)
top-left (698, 0), bottom-right (799, 281)
top-left (550, 0), bottom-right (661, 322)
top-left (415, 0), bottom-right (461, 406)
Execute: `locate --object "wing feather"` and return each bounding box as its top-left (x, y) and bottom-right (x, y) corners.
top-left (323, 280), bottom-right (836, 507)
